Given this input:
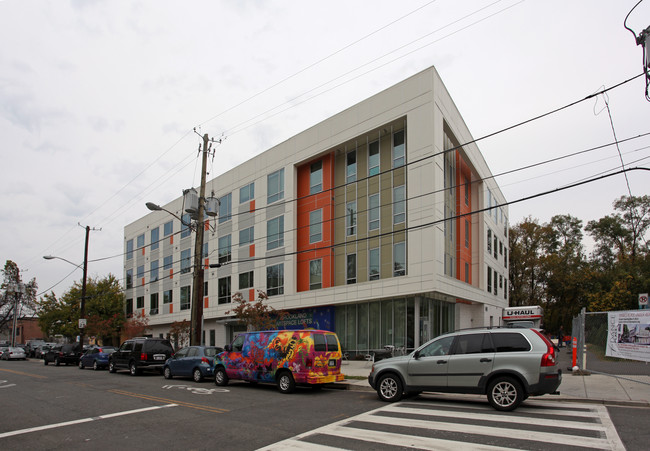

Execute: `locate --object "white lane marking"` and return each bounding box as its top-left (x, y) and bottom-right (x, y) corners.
top-left (0, 404), bottom-right (177, 439)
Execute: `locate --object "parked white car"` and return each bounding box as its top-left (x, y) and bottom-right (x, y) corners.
top-left (1, 346), bottom-right (27, 360)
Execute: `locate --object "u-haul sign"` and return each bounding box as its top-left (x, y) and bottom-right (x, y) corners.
top-left (502, 306), bottom-right (543, 321)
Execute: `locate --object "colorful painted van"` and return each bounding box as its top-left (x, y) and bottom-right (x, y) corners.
top-left (214, 329), bottom-right (345, 393)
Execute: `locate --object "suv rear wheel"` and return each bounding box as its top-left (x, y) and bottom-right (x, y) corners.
top-left (377, 373), bottom-right (403, 402)
top-left (129, 361), bottom-right (140, 376)
top-left (487, 376), bottom-right (523, 411)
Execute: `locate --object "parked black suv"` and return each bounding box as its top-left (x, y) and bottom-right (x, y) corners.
top-left (109, 337), bottom-right (174, 376)
top-left (44, 343), bottom-right (83, 366)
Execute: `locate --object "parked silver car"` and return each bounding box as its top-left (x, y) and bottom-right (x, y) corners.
top-left (0, 346), bottom-right (27, 360)
top-left (368, 327), bottom-right (562, 411)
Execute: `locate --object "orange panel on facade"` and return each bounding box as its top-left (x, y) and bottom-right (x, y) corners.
top-left (249, 244), bottom-right (255, 257)
top-left (295, 153), bottom-right (334, 292)
top-left (249, 288), bottom-right (255, 302)
top-left (455, 151), bottom-right (473, 285)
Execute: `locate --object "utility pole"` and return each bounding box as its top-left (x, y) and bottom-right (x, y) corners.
top-left (79, 224), bottom-right (90, 349)
top-left (190, 133), bottom-right (209, 346)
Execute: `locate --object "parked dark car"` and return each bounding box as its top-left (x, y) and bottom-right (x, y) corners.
top-left (78, 346), bottom-right (116, 370)
top-left (44, 343), bottom-right (83, 366)
top-left (163, 346), bottom-right (223, 382)
top-left (109, 337), bottom-right (174, 376)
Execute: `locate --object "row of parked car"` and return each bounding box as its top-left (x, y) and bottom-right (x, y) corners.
top-left (35, 337), bottom-right (223, 383)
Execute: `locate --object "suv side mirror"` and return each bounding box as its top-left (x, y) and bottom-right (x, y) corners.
top-left (413, 350), bottom-right (421, 360)
top-left (224, 344), bottom-right (232, 352)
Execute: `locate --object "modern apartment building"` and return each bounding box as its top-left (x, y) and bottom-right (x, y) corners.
top-left (123, 66), bottom-right (509, 353)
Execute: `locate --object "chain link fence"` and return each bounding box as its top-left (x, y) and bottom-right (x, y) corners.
top-left (571, 308), bottom-right (650, 377)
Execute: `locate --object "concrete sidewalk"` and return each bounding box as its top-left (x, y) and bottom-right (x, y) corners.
top-left (337, 356), bottom-right (650, 407)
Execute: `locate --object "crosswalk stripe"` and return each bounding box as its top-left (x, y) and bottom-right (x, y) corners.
top-left (355, 410), bottom-right (616, 449)
top-left (259, 440), bottom-right (341, 451)
top-left (384, 403), bottom-right (608, 432)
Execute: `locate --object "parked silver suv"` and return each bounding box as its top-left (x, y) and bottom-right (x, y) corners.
top-left (368, 328), bottom-right (561, 411)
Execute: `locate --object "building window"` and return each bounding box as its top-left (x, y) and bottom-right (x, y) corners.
top-left (239, 271), bottom-right (253, 290)
top-left (150, 293), bottom-right (159, 315)
top-left (151, 227), bottom-right (160, 251)
top-left (369, 193), bottom-right (380, 231)
top-left (126, 298), bottom-right (133, 317)
top-left (219, 192), bottom-right (232, 224)
top-left (137, 265), bottom-right (144, 280)
top-left (310, 160), bottom-right (323, 194)
top-left (346, 150), bottom-right (356, 183)
top-left (309, 209), bottom-right (322, 244)
top-left (465, 262), bottom-right (470, 283)
top-left (181, 214), bottom-right (191, 239)
top-left (163, 289), bottom-right (172, 304)
top-left (494, 270), bottom-right (498, 296)
top-left (267, 263), bottom-right (284, 296)
top-left (267, 216), bottom-right (284, 250)
top-left (240, 182), bottom-right (254, 203)
top-left (218, 277), bottom-right (231, 304)
top-left (465, 220), bottom-right (470, 248)
top-left (346, 201), bottom-right (356, 236)
top-left (180, 249), bottom-right (191, 274)
top-left (369, 248), bottom-right (380, 280)
top-left (504, 280), bottom-right (508, 300)
top-left (239, 226), bottom-right (254, 246)
top-left (203, 242), bottom-right (208, 259)
top-left (163, 255), bottom-right (173, 271)
top-left (137, 234), bottom-right (145, 249)
top-left (268, 168), bottom-right (284, 204)
top-left (180, 286), bottom-right (190, 310)
top-left (487, 228), bottom-right (492, 254)
top-left (393, 130), bottom-right (405, 168)
top-left (494, 236), bottom-right (498, 259)
top-left (487, 266), bottom-right (492, 293)
top-left (393, 242), bottom-right (406, 277)
top-left (126, 239), bottom-right (133, 260)
top-left (346, 254), bottom-right (356, 284)
top-left (126, 269), bottom-right (133, 289)
top-left (368, 140), bottom-right (379, 176)
top-left (464, 176), bottom-right (469, 206)
top-left (504, 248), bottom-right (508, 268)
top-left (136, 296), bottom-right (144, 309)
top-left (499, 240), bottom-right (503, 255)
top-left (218, 235), bottom-right (232, 264)
top-left (309, 259), bottom-right (322, 290)
top-left (393, 185), bottom-right (405, 225)
top-left (150, 260), bottom-right (159, 282)
top-left (164, 220), bottom-right (173, 237)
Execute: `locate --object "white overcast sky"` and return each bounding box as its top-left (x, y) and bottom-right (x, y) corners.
top-left (1, 0), bottom-right (649, 299)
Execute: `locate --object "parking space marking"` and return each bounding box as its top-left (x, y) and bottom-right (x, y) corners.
top-left (0, 368), bottom-right (47, 379)
top-left (109, 389), bottom-right (230, 414)
top-left (0, 404), bottom-right (177, 439)
top-left (0, 379), bottom-right (16, 389)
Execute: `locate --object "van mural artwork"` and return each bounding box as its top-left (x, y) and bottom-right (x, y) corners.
top-left (215, 329), bottom-right (345, 393)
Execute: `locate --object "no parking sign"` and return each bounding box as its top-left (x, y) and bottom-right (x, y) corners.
top-left (639, 293), bottom-right (648, 309)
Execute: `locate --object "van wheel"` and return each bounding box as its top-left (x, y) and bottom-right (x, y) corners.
top-left (193, 368), bottom-right (203, 383)
top-left (277, 372), bottom-right (295, 394)
top-left (487, 376), bottom-right (523, 411)
top-left (215, 368), bottom-right (229, 386)
top-left (377, 373), bottom-right (403, 402)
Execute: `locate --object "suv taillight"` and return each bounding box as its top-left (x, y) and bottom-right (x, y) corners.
top-left (140, 353), bottom-right (147, 361)
top-left (533, 329), bottom-right (557, 367)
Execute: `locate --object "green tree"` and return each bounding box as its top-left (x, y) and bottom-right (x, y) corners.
top-left (508, 217), bottom-right (549, 307)
top-left (37, 274), bottom-right (124, 343)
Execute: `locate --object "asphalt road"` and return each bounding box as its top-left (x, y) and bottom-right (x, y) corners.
top-left (0, 358), bottom-right (379, 450)
top-left (2, 358), bottom-right (649, 450)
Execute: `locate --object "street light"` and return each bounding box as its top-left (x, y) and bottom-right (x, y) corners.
top-left (43, 225), bottom-right (91, 348)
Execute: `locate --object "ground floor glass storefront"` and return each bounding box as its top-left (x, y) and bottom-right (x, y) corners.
top-left (334, 295), bottom-right (455, 355)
